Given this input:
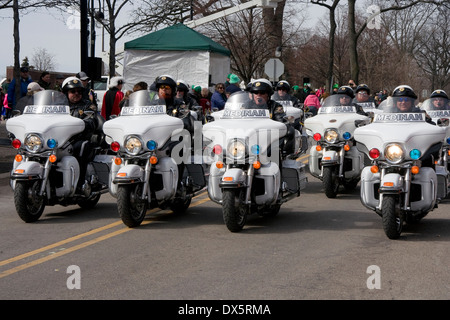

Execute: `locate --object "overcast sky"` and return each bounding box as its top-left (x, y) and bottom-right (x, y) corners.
top-left (0, 3), bottom-right (329, 79)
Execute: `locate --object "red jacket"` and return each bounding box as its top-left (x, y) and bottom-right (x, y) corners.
top-left (101, 87), bottom-right (124, 119)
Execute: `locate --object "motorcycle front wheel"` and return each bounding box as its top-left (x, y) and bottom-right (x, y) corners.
top-left (323, 166), bottom-right (339, 198)
top-left (117, 184), bottom-right (148, 227)
top-left (222, 189), bottom-right (247, 232)
top-left (14, 180), bottom-right (45, 222)
top-left (381, 194), bottom-right (403, 239)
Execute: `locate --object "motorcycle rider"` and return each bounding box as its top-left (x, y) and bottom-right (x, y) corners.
top-left (390, 85), bottom-right (434, 125)
top-left (175, 79), bottom-right (199, 110)
top-left (62, 76), bottom-right (101, 193)
top-left (247, 78), bottom-right (296, 157)
top-left (337, 86), bottom-right (369, 116)
top-left (271, 80), bottom-right (300, 108)
top-left (429, 90), bottom-right (449, 110)
top-left (353, 84), bottom-right (375, 104)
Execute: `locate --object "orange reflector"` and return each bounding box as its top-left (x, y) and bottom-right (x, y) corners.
top-left (216, 161), bottom-right (224, 169)
top-left (411, 166), bottom-right (420, 174)
top-left (15, 154), bottom-right (23, 162)
top-left (114, 157), bottom-right (122, 165)
top-left (223, 177), bottom-right (233, 181)
top-left (253, 161), bottom-right (261, 169)
top-left (14, 169), bottom-right (25, 174)
top-left (117, 172), bottom-right (127, 177)
top-left (316, 145), bottom-right (322, 151)
top-left (150, 156), bottom-right (158, 164)
top-left (49, 155), bottom-right (57, 163)
top-left (370, 165), bottom-right (379, 173)
top-left (383, 182), bottom-right (394, 187)
top-left (344, 144), bottom-right (350, 151)
top-left (323, 156), bottom-right (331, 160)
top-left (448, 150), bottom-right (450, 156)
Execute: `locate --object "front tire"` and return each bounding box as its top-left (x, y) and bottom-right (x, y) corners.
top-left (14, 181), bottom-right (45, 223)
top-left (222, 189), bottom-right (247, 232)
top-left (323, 166), bottom-right (339, 198)
top-left (381, 194), bottom-right (403, 239)
top-left (117, 184), bottom-right (148, 227)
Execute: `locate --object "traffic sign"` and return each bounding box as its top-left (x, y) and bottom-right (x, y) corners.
top-left (264, 58), bottom-right (284, 81)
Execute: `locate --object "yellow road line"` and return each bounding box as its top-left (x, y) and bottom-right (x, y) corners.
top-left (0, 196), bottom-right (211, 279)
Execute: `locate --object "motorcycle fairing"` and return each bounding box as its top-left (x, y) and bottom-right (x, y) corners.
top-left (103, 114), bottom-right (184, 151)
top-left (11, 161), bottom-right (43, 181)
top-left (6, 113), bottom-right (85, 148)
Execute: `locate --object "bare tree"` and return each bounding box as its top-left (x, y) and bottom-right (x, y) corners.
top-left (31, 47), bottom-right (57, 71)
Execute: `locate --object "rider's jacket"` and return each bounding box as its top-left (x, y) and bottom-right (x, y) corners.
top-left (69, 98), bottom-right (99, 139)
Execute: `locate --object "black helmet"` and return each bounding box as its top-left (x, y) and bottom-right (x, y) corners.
top-left (155, 75), bottom-right (177, 91)
top-left (276, 80), bottom-right (290, 92)
top-left (392, 85), bottom-right (417, 99)
top-left (176, 80), bottom-right (189, 92)
top-left (430, 89), bottom-right (448, 99)
top-left (250, 79), bottom-right (273, 96)
top-left (62, 76), bottom-right (84, 93)
top-left (355, 84), bottom-right (370, 95)
top-left (337, 86), bottom-right (355, 98)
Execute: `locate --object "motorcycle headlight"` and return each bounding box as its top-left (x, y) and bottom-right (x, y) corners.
top-left (124, 136), bottom-right (143, 155)
top-left (385, 143), bottom-right (404, 164)
top-left (24, 134), bottom-right (43, 153)
top-left (227, 139), bottom-right (246, 159)
top-left (324, 129), bottom-right (339, 144)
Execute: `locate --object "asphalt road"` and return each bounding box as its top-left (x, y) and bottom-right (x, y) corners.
top-left (0, 164), bottom-right (449, 303)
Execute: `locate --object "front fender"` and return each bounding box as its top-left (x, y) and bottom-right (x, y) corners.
top-left (10, 161), bottom-right (44, 181)
top-left (379, 173), bottom-right (403, 194)
top-left (113, 164), bottom-right (145, 184)
top-left (321, 149), bottom-right (340, 166)
top-left (219, 168), bottom-right (247, 188)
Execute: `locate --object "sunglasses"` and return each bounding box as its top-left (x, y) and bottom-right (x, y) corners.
top-left (398, 97), bottom-right (409, 102)
top-left (159, 85), bottom-right (171, 90)
top-left (217, 87), bottom-right (224, 89)
top-left (69, 89), bottom-right (83, 94)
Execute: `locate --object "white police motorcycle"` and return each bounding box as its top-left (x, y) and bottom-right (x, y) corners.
top-left (6, 90), bottom-right (112, 222)
top-left (203, 91), bottom-right (307, 232)
top-left (102, 90), bottom-right (206, 228)
top-left (420, 91), bottom-right (450, 200)
top-left (305, 94), bottom-right (371, 198)
top-left (355, 93), bottom-right (447, 239)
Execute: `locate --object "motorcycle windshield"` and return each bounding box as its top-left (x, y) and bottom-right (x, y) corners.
top-left (23, 90), bottom-right (70, 114)
top-left (319, 94), bottom-right (357, 114)
top-left (120, 90), bottom-right (166, 116)
top-left (420, 97), bottom-right (450, 119)
top-left (221, 91), bottom-right (270, 118)
top-left (374, 97), bottom-right (425, 122)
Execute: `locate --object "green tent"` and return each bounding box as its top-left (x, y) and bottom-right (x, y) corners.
top-left (124, 23), bottom-right (230, 56)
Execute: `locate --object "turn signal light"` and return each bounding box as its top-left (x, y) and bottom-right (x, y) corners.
top-left (370, 165), bottom-right (379, 173)
top-left (448, 150), bottom-right (450, 156)
top-left (316, 145), bottom-right (322, 151)
top-left (15, 154), bottom-right (23, 162)
top-left (344, 144), bottom-right (350, 151)
top-left (216, 161), bottom-right (224, 169)
top-left (411, 166), bottom-right (420, 174)
top-left (253, 160), bottom-right (261, 169)
top-left (114, 157), bottom-right (122, 165)
top-left (150, 156), bottom-right (158, 164)
top-left (49, 155), bottom-right (57, 163)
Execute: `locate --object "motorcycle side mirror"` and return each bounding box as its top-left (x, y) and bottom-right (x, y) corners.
top-left (355, 119), bottom-right (369, 127)
top-left (437, 118), bottom-right (449, 127)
